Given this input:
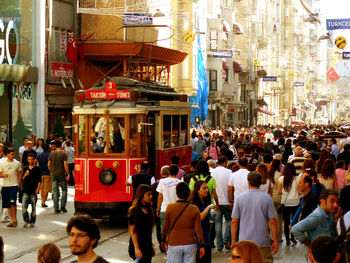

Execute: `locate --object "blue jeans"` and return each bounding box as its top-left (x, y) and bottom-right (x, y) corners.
top-left (52, 176), bottom-right (67, 210)
top-left (22, 193), bottom-right (37, 224)
top-left (215, 205), bottom-right (232, 250)
top-left (167, 244), bottom-right (197, 263)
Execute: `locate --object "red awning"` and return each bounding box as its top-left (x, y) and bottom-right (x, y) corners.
top-left (255, 108), bottom-right (275, 116)
top-left (233, 60), bottom-right (243, 72)
top-left (291, 120), bottom-right (306, 125)
top-left (223, 21), bottom-right (231, 32)
top-left (292, 106), bottom-right (307, 113)
top-left (233, 23), bottom-right (244, 34)
top-left (223, 61), bottom-right (230, 69)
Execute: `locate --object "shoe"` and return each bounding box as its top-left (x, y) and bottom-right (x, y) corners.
top-left (2, 219), bottom-right (10, 223)
top-left (216, 249), bottom-right (222, 253)
top-left (291, 237), bottom-right (297, 244)
top-left (60, 208), bottom-right (68, 213)
top-left (7, 221), bottom-right (17, 227)
top-left (286, 240), bottom-right (291, 245)
top-left (211, 243), bottom-right (216, 249)
top-left (30, 223), bottom-right (35, 227)
top-left (224, 240), bottom-right (231, 250)
top-left (42, 203), bottom-right (48, 208)
top-left (23, 222), bottom-right (28, 228)
top-left (55, 210), bottom-right (60, 214)
top-left (163, 253), bottom-right (167, 260)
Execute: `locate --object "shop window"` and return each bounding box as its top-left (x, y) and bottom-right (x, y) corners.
top-left (209, 70), bottom-right (217, 91)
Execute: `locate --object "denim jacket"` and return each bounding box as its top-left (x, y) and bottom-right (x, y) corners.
top-left (291, 206), bottom-right (337, 242)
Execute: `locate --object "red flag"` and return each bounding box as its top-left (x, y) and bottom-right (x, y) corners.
top-left (326, 67), bottom-right (340, 83)
top-left (65, 33), bottom-right (95, 66)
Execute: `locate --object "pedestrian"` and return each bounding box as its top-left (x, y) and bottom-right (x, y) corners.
top-left (288, 147), bottom-right (306, 175)
top-left (204, 140), bottom-right (221, 161)
top-left (48, 141), bottom-right (70, 214)
top-left (37, 242), bottom-right (61, 263)
top-left (161, 182), bottom-right (205, 263)
top-left (156, 164), bottom-right (180, 231)
top-left (228, 158), bottom-right (249, 210)
top-left (170, 155), bottom-right (185, 180)
top-left (190, 180), bottom-right (215, 262)
top-left (256, 164), bottom-right (273, 196)
top-left (308, 235), bottom-right (340, 263)
top-left (22, 140), bottom-right (37, 167)
top-left (21, 153), bottom-right (41, 227)
top-left (65, 141), bottom-right (75, 186)
top-left (18, 138), bottom-right (29, 161)
top-left (36, 144), bottom-right (52, 208)
top-left (231, 171), bottom-right (278, 263)
top-left (316, 149), bottom-right (329, 174)
top-left (330, 138), bottom-right (340, 160)
top-left (67, 215), bottom-right (109, 263)
top-left (193, 135), bottom-right (207, 160)
top-left (230, 240), bottom-right (263, 263)
top-left (128, 184), bottom-right (154, 263)
top-left (183, 160), bottom-right (199, 185)
top-left (291, 190), bottom-right (339, 248)
top-left (0, 148), bottom-right (22, 227)
top-left (210, 155), bottom-right (232, 251)
top-left (126, 162), bottom-right (154, 199)
top-left (335, 160), bottom-right (346, 193)
top-left (35, 138), bottom-right (45, 154)
top-left (277, 163), bottom-right (300, 245)
top-left (304, 169), bottom-right (325, 199)
top-left (318, 159), bottom-right (338, 191)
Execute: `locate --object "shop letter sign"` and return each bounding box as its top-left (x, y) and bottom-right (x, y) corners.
top-left (0, 19), bottom-right (19, 65)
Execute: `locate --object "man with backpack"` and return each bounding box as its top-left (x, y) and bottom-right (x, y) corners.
top-left (337, 210), bottom-right (350, 263)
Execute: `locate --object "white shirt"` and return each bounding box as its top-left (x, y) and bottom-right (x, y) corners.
top-left (0, 159), bottom-right (22, 187)
top-left (228, 168), bottom-right (249, 200)
top-left (264, 133), bottom-right (274, 141)
top-left (211, 166), bottom-right (231, 205)
top-left (66, 147), bottom-right (75, 164)
top-left (337, 211), bottom-right (350, 234)
top-left (278, 176), bottom-right (300, 207)
top-left (259, 179), bottom-right (274, 194)
top-left (19, 146), bottom-right (27, 155)
top-left (0, 157), bottom-right (6, 186)
top-left (156, 177), bottom-right (181, 212)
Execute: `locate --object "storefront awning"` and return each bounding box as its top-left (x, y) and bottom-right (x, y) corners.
top-left (293, 106), bottom-right (308, 113)
top-left (233, 60), bottom-right (243, 72)
top-left (233, 23), bottom-right (244, 35)
top-left (223, 21), bottom-right (231, 32)
top-left (222, 61), bottom-right (230, 69)
top-left (255, 108), bottom-right (275, 116)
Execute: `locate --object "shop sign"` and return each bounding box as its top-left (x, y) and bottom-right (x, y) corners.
top-left (326, 19), bottom-right (350, 30)
top-left (12, 84), bottom-right (32, 100)
top-left (123, 13), bottom-right (152, 25)
top-left (342, 52), bottom-right (350, 59)
top-left (294, 82), bottom-right (304, 87)
top-left (51, 62), bottom-right (73, 79)
top-left (0, 19), bottom-right (19, 65)
top-left (60, 32), bottom-right (67, 51)
top-left (263, 76), bottom-right (277, 82)
top-left (208, 50), bottom-right (233, 58)
top-left (85, 90), bottom-right (130, 100)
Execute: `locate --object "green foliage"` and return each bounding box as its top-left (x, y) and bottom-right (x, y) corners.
top-left (12, 116), bottom-right (30, 160)
top-left (53, 117), bottom-right (65, 138)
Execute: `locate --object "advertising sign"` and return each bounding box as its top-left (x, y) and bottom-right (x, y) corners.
top-left (263, 76), bottom-right (277, 82)
top-left (208, 50), bottom-right (233, 58)
top-left (326, 19), bottom-right (350, 30)
top-left (326, 66), bottom-right (340, 83)
top-left (85, 90), bottom-right (130, 100)
top-left (51, 62), bottom-right (73, 79)
top-left (123, 13), bottom-right (153, 25)
top-left (342, 52), bottom-right (350, 59)
top-left (294, 82), bottom-right (304, 87)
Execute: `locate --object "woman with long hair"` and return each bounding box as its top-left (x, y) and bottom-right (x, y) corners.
top-left (230, 240), bottom-right (263, 263)
top-left (278, 163), bottom-right (300, 245)
top-left (304, 168), bottom-right (325, 199)
top-left (128, 184), bottom-right (154, 263)
top-left (195, 160), bottom-right (211, 177)
top-left (256, 164), bottom-right (273, 196)
top-left (37, 242), bottom-right (61, 263)
top-left (318, 159), bottom-right (338, 191)
top-left (302, 159), bottom-right (315, 173)
top-left (36, 138), bottom-right (45, 154)
top-left (316, 149), bottom-right (329, 174)
top-left (269, 159), bottom-right (283, 242)
top-left (282, 143), bottom-right (293, 165)
top-left (190, 181), bottom-right (215, 263)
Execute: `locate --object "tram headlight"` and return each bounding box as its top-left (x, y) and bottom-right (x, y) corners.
top-left (99, 168), bottom-right (117, 186)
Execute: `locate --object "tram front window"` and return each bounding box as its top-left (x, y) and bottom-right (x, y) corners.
top-left (91, 117), bottom-right (107, 153)
top-left (109, 117), bottom-right (125, 153)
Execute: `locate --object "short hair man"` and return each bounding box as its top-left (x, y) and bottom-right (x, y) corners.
top-left (231, 171), bottom-right (278, 262)
top-left (67, 215), bottom-right (109, 263)
top-left (292, 189), bottom-right (339, 248)
top-left (309, 235), bottom-right (340, 263)
top-left (126, 162), bottom-right (154, 198)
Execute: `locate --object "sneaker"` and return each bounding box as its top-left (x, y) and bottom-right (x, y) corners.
top-left (163, 253), bottom-right (167, 260)
top-left (23, 222), bottom-right (28, 228)
top-left (30, 223), bottom-right (35, 227)
top-left (42, 203), bottom-right (48, 208)
top-left (60, 208), bottom-right (68, 213)
top-left (54, 210), bottom-right (60, 214)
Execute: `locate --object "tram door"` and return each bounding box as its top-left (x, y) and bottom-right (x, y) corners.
top-left (146, 111), bottom-right (156, 177)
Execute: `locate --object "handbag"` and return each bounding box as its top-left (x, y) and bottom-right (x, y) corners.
top-left (166, 203), bottom-right (190, 244)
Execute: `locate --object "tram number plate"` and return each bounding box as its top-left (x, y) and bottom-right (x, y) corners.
top-left (86, 90), bottom-right (130, 100)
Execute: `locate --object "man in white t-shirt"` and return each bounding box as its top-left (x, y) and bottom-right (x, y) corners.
top-left (211, 155), bottom-right (232, 251)
top-left (0, 156), bottom-right (9, 222)
top-left (264, 129), bottom-right (274, 142)
top-left (18, 138), bottom-right (29, 161)
top-left (156, 164), bottom-right (181, 230)
top-left (0, 148), bottom-right (22, 227)
top-left (228, 158), bottom-right (249, 210)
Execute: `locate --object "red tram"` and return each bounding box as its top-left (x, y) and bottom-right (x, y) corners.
top-left (72, 77), bottom-right (192, 217)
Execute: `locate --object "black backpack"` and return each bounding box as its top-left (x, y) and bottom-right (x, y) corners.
top-left (337, 215), bottom-right (350, 263)
top-left (193, 174), bottom-right (212, 184)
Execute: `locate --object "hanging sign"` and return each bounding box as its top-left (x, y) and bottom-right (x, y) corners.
top-left (342, 52), bottom-right (350, 59)
top-left (123, 13), bottom-right (153, 25)
top-left (294, 82), bottom-right (304, 87)
top-left (51, 62), bottom-right (74, 79)
top-left (326, 19), bottom-right (350, 30)
top-left (326, 66), bottom-right (340, 83)
top-left (263, 76), bottom-right (277, 82)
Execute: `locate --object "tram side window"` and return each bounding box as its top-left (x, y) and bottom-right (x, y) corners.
top-left (180, 115), bottom-right (188, 146)
top-left (163, 115), bottom-right (171, 148)
top-left (171, 115), bottom-right (180, 147)
top-left (90, 117), bottom-right (107, 153)
top-left (78, 115), bottom-right (86, 155)
top-left (129, 115), bottom-right (137, 156)
top-left (109, 117), bottom-right (125, 153)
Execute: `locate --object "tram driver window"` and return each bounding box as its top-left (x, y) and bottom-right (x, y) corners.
top-left (91, 117), bottom-right (107, 153)
top-left (109, 117), bottom-right (125, 153)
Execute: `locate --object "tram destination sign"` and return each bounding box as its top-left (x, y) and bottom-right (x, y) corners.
top-left (85, 90), bottom-right (130, 100)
